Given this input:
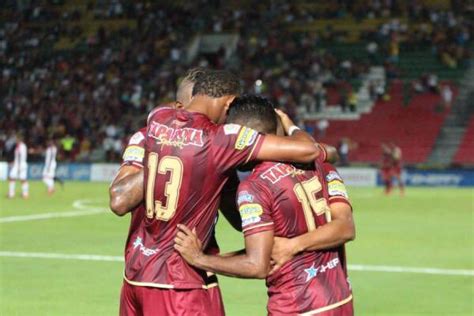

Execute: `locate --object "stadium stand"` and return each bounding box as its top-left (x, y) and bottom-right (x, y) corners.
top-left (313, 81), bottom-right (458, 164)
top-left (0, 0), bottom-right (472, 166)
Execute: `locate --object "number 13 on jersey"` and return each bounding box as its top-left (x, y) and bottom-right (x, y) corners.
top-left (146, 153), bottom-right (183, 221)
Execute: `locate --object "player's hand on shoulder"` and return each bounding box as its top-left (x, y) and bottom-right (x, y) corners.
top-left (274, 109), bottom-right (295, 135)
top-left (174, 224), bottom-right (203, 266)
top-left (269, 236), bottom-right (298, 274)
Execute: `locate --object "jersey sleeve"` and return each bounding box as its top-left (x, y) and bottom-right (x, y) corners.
top-left (121, 129), bottom-right (146, 168)
top-left (211, 124), bottom-right (265, 172)
top-left (322, 163), bottom-right (352, 208)
top-left (237, 180), bottom-right (274, 237)
top-left (315, 143), bottom-right (328, 164)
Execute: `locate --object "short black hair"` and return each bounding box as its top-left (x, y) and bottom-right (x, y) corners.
top-left (192, 70), bottom-right (241, 98)
top-left (176, 67), bottom-right (210, 103)
top-left (227, 95), bottom-right (277, 134)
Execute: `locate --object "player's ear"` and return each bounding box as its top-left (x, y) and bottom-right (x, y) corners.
top-left (223, 95), bottom-right (236, 111)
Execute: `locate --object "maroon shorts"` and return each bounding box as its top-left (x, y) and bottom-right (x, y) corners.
top-left (120, 281), bottom-right (225, 316)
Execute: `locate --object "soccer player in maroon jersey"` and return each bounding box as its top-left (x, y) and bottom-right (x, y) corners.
top-left (380, 143), bottom-right (404, 196)
top-left (380, 143), bottom-right (393, 194)
top-left (269, 162), bottom-right (355, 296)
top-left (175, 95), bottom-right (354, 315)
top-left (121, 70), bottom-right (324, 315)
top-left (111, 68), bottom-right (239, 315)
top-left (390, 142), bottom-right (404, 196)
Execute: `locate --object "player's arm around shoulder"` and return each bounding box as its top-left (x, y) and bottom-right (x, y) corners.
top-left (256, 109), bottom-right (323, 163)
top-left (109, 130), bottom-right (146, 216)
top-left (175, 181), bottom-right (274, 279)
top-left (174, 224), bottom-right (273, 279)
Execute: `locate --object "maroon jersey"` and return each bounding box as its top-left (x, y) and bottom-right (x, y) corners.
top-left (124, 107), bottom-right (265, 289)
top-left (238, 161), bottom-right (352, 315)
top-left (381, 151), bottom-right (392, 170)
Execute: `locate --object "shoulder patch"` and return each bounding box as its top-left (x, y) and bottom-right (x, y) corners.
top-left (123, 145), bottom-right (145, 163)
top-left (239, 203), bottom-right (263, 227)
top-left (223, 124), bottom-right (241, 135)
top-left (328, 180), bottom-right (349, 199)
top-left (235, 127), bottom-right (258, 150)
top-left (326, 170), bottom-right (342, 182)
top-left (237, 191), bottom-right (254, 204)
top-left (129, 132), bottom-right (145, 145)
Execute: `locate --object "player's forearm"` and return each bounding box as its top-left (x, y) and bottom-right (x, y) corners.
top-left (194, 253), bottom-right (269, 279)
top-left (109, 170), bottom-right (144, 216)
top-left (293, 219), bottom-right (355, 253)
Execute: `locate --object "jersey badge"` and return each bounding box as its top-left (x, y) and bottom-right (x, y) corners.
top-left (305, 258), bottom-right (340, 282)
top-left (239, 203), bottom-right (263, 227)
top-left (223, 124), bottom-right (241, 135)
top-left (235, 127), bottom-right (258, 150)
top-left (129, 132), bottom-right (145, 145)
top-left (326, 170), bottom-right (342, 182)
top-left (237, 191), bottom-right (254, 204)
top-left (123, 146), bottom-right (145, 163)
top-left (328, 180), bottom-right (349, 198)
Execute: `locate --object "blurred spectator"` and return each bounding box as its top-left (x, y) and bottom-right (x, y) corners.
top-left (338, 138), bottom-right (351, 166)
top-left (441, 85), bottom-right (453, 110)
top-left (348, 92), bottom-right (357, 112)
top-left (0, 1), bottom-right (470, 162)
top-left (316, 119), bottom-right (329, 138)
top-left (60, 134), bottom-right (76, 161)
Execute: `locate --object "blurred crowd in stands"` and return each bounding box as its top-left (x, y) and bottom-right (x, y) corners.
top-left (0, 0), bottom-right (472, 162)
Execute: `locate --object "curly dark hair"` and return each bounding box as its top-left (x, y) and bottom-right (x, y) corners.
top-left (192, 70), bottom-right (241, 98)
top-left (181, 67), bottom-right (209, 84)
top-left (226, 94), bottom-right (277, 134)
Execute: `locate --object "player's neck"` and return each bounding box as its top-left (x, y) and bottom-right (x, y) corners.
top-left (186, 96), bottom-right (215, 121)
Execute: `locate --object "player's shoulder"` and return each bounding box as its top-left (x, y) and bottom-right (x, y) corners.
top-left (128, 128), bottom-right (146, 146)
top-left (322, 162), bottom-right (343, 181)
top-left (237, 176), bottom-right (269, 203)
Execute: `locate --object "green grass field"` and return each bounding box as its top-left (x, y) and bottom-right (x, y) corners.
top-left (1, 181), bottom-right (473, 315)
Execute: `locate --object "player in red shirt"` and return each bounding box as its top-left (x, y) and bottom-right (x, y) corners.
top-left (120, 71), bottom-right (325, 315)
top-left (390, 143), bottom-right (404, 196)
top-left (269, 162), bottom-right (355, 306)
top-left (380, 143), bottom-right (404, 196)
top-left (380, 143), bottom-right (393, 194)
top-left (175, 95), bottom-right (355, 315)
top-left (112, 68), bottom-right (242, 315)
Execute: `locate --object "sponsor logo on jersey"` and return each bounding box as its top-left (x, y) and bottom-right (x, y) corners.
top-left (304, 257), bottom-right (339, 282)
top-left (328, 180), bottom-right (349, 198)
top-left (129, 131), bottom-right (145, 145)
top-left (123, 145), bottom-right (145, 163)
top-left (235, 127), bottom-right (258, 150)
top-left (239, 203), bottom-right (263, 227)
top-left (148, 121), bottom-right (204, 148)
top-left (223, 124), bottom-right (241, 135)
top-left (132, 236), bottom-right (158, 257)
top-left (261, 163), bottom-right (305, 184)
top-left (237, 191), bottom-right (254, 204)
top-left (326, 170), bottom-right (342, 182)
